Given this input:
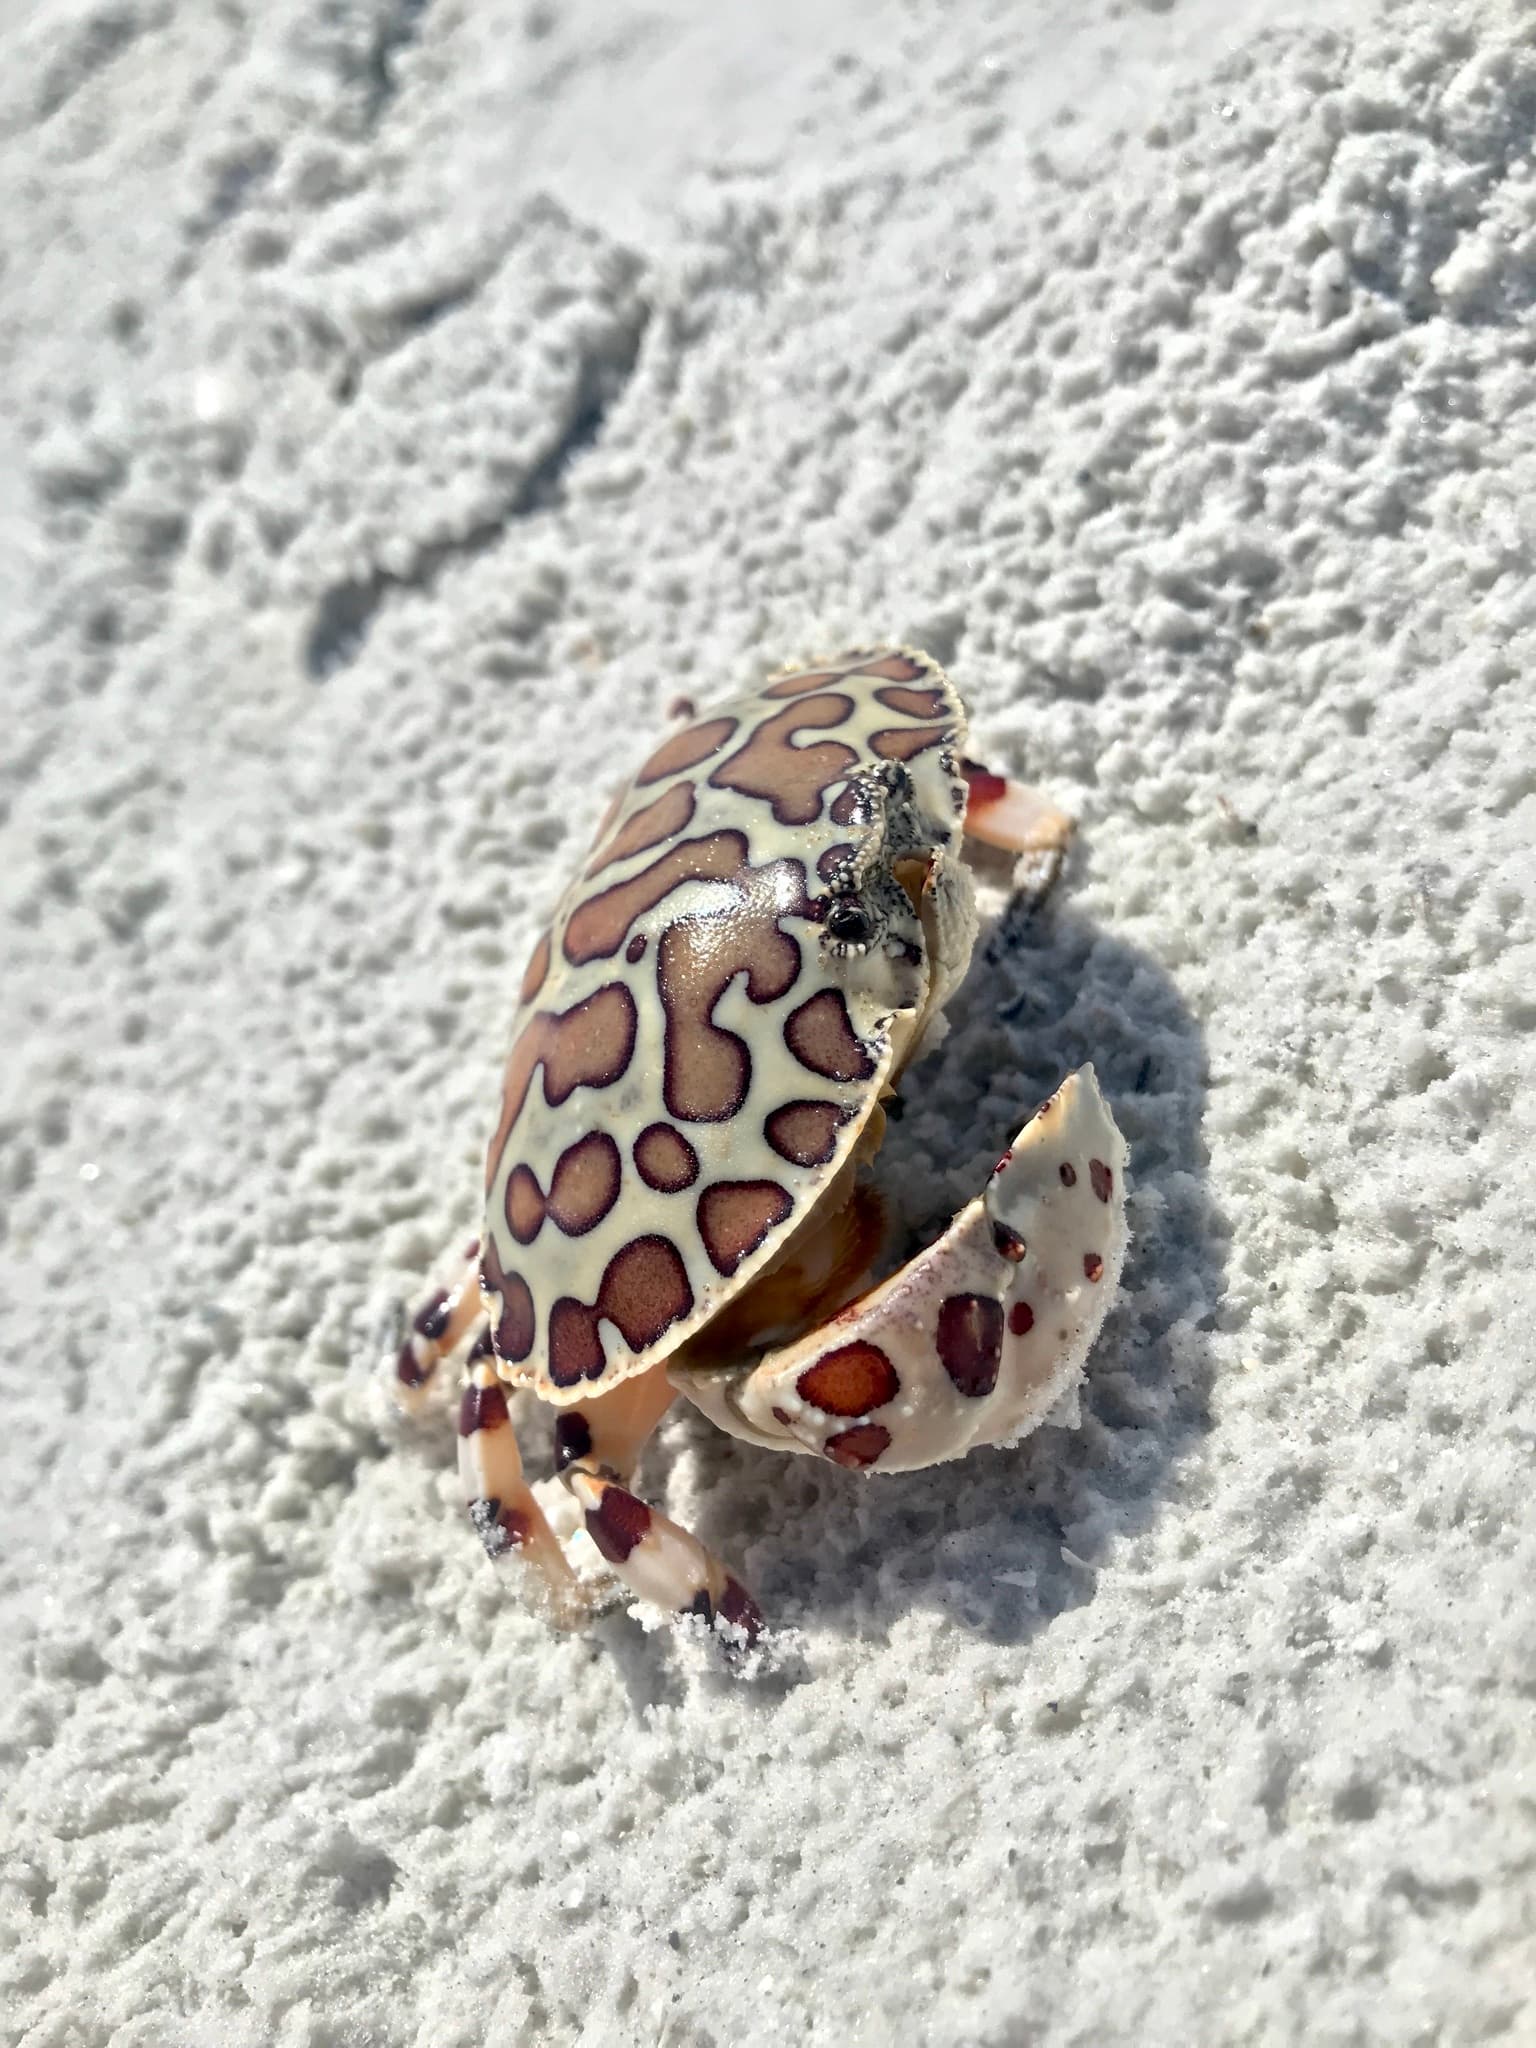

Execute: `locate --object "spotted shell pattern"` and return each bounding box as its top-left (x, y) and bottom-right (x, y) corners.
top-left (482, 651), bottom-right (973, 1403)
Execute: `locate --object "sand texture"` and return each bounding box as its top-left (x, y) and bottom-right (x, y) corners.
top-left (2, 1), bottom-right (1533, 2042)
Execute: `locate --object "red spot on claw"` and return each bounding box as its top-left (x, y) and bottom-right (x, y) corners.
top-left (1059, 1161), bottom-right (1077, 1188)
top-left (1009, 1301), bottom-right (1035, 1336)
top-left (1083, 1252), bottom-right (1104, 1282)
top-left (1090, 1158), bottom-right (1114, 1203)
top-left (961, 760), bottom-right (1009, 807)
top-left (586, 1484), bottom-right (652, 1563)
top-left (824, 1423), bottom-right (891, 1468)
top-left (992, 1221), bottom-right (1027, 1262)
top-left (994, 1149), bottom-right (1013, 1175)
top-left (771, 1405), bottom-right (793, 1427)
top-left (458, 1381), bottom-right (509, 1436)
top-left (936, 1293), bottom-right (1005, 1399)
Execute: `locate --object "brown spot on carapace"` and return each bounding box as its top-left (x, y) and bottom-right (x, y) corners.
top-left (482, 1243), bottom-right (535, 1363)
top-left (796, 1342), bottom-right (899, 1418)
top-left (458, 1380), bottom-right (509, 1437)
top-left (485, 981), bottom-right (638, 1188)
top-left (875, 684), bottom-right (948, 719)
top-left (587, 781), bottom-right (697, 876)
top-left (635, 715), bottom-right (737, 786)
top-left (765, 1099), bottom-right (850, 1168)
top-left (547, 1131), bottom-right (622, 1237)
top-left (709, 695), bottom-right (858, 826)
top-left (1008, 1300), bottom-right (1035, 1337)
top-left (1059, 1161), bottom-right (1078, 1188)
top-left (1084, 1251), bottom-right (1104, 1282)
top-left (817, 842), bottom-right (857, 883)
top-left (871, 723), bottom-right (946, 763)
top-left (992, 1221), bottom-right (1027, 1263)
top-left (859, 652), bottom-right (927, 683)
top-left (830, 785), bottom-right (867, 827)
top-left (634, 1122), bottom-right (700, 1193)
top-left (936, 1293), bottom-right (1004, 1399)
top-left (585, 1483), bottom-right (652, 1563)
top-left (564, 831), bottom-right (750, 967)
top-left (548, 1298), bottom-right (603, 1386)
top-left (506, 1164), bottom-right (547, 1245)
top-left (1090, 1158), bottom-right (1114, 1203)
top-left (626, 934), bottom-right (647, 963)
top-left (784, 988), bottom-right (876, 1083)
top-left (824, 1423), bottom-right (892, 1468)
top-left (519, 929), bottom-right (551, 1005)
top-left (763, 667), bottom-right (842, 699)
top-left (553, 1411), bottom-right (592, 1470)
top-left (697, 1180), bottom-right (795, 1277)
top-left (659, 857), bottom-right (807, 1122)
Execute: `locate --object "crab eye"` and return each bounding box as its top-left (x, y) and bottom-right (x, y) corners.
top-left (826, 899), bottom-right (873, 946)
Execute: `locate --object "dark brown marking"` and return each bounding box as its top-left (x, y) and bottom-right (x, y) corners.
top-left (667, 693), bottom-right (696, 721)
top-left (875, 684), bottom-right (948, 719)
top-left (871, 723), bottom-right (946, 762)
top-left (709, 695), bottom-right (859, 826)
top-left (659, 858), bottom-right (807, 1122)
top-left (626, 933), bottom-right (647, 964)
top-left (765, 1099), bottom-right (849, 1168)
top-left (796, 1342), bottom-right (899, 1417)
top-left (597, 1235), bottom-right (694, 1355)
top-left (1059, 1161), bottom-right (1078, 1188)
top-left (936, 1293), bottom-right (1004, 1399)
top-left (824, 1423), bottom-right (892, 1468)
top-left (635, 715), bottom-right (737, 785)
top-left (784, 989), bottom-right (876, 1083)
top-left (394, 1340), bottom-right (428, 1389)
top-left (1084, 1251), bottom-right (1104, 1282)
top-left (992, 1221), bottom-right (1027, 1263)
top-left (697, 1181), bottom-right (794, 1277)
top-left (587, 782), bottom-right (697, 876)
top-left (506, 1164), bottom-right (546, 1245)
top-left (519, 929), bottom-right (551, 1006)
top-left (817, 842), bottom-right (857, 883)
top-left (994, 1149), bottom-right (1013, 1174)
top-left (830, 785), bottom-right (865, 826)
top-left (1009, 1300), bottom-right (1035, 1337)
top-left (718, 1575), bottom-right (764, 1644)
top-left (1090, 1158), bottom-right (1114, 1203)
top-left (485, 981), bottom-right (638, 1187)
top-left (553, 1411), bottom-right (592, 1470)
top-left (467, 1326), bottom-right (494, 1362)
top-left (634, 1122), bottom-right (700, 1193)
top-left (858, 653), bottom-right (927, 683)
top-left (482, 1244), bottom-right (535, 1363)
top-left (564, 831), bottom-right (750, 967)
top-left (585, 1484), bottom-right (652, 1564)
top-left (763, 667), bottom-right (842, 699)
top-left (547, 1131), bottom-right (622, 1237)
top-left (548, 1298), bottom-right (603, 1386)
top-left (469, 1498), bottom-right (532, 1557)
top-left (771, 1405), bottom-right (793, 1427)
top-left (412, 1289), bottom-right (450, 1341)
top-left (458, 1380), bottom-right (510, 1436)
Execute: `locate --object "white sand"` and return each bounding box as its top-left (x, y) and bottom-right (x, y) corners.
top-left (2, 0), bottom-right (1533, 2041)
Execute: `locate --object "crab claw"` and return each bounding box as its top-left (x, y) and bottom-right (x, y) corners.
top-left (960, 759), bottom-right (1075, 860)
top-left (682, 1065), bottom-right (1129, 1474)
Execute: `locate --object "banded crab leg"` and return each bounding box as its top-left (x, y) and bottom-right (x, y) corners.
top-left (554, 1365), bottom-right (765, 1645)
top-left (680, 1066), bottom-right (1128, 1477)
top-left (457, 1335), bottom-right (584, 1622)
top-left (960, 759), bottom-right (1075, 863)
top-left (392, 1240), bottom-right (485, 1407)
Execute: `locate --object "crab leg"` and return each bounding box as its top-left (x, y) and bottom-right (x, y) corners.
top-left (548, 1364), bottom-right (678, 1481)
top-left (961, 758), bottom-right (1075, 860)
top-left (563, 1464), bottom-right (764, 1645)
top-left (457, 1338), bottom-right (584, 1621)
top-left (391, 1241), bottom-right (484, 1407)
top-left (680, 1065), bottom-right (1128, 1476)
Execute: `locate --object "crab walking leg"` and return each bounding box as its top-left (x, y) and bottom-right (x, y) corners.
top-left (681, 1066), bottom-right (1129, 1475)
top-left (562, 1464), bottom-right (765, 1645)
top-left (960, 759), bottom-right (1075, 860)
top-left (391, 1241), bottom-right (485, 1407)
top-left (457, 1341), bottom-right (584, 1621)
top-left (548, 1362), bottom-right (678, 1482)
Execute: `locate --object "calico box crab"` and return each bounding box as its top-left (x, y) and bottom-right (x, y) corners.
top-left (392, 649), bottom-right (1128, 1642)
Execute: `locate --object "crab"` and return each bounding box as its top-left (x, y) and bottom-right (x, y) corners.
top-left (391, 648), bottom-right (1128, 1644)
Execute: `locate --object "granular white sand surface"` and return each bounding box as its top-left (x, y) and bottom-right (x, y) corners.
top-left (2, 2), bottom-right (1534, 2043)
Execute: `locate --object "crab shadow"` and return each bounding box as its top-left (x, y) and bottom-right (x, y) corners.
top-left (661, 885), bottom-right (1222, 1658)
